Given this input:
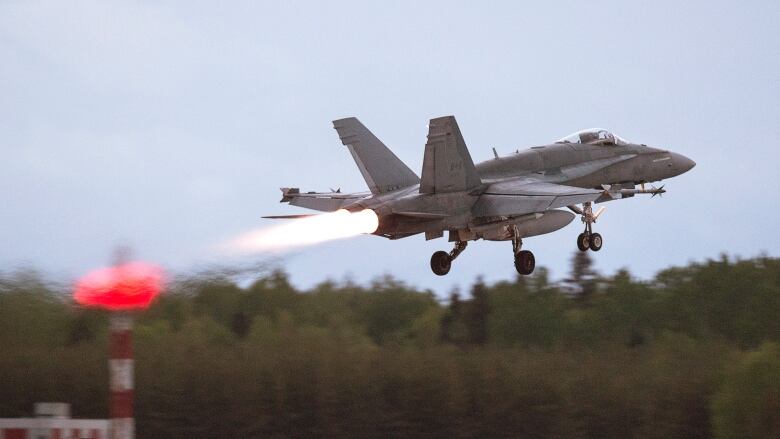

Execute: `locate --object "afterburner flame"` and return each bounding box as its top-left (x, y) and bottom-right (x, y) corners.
top-left (223, 209), bottom-right (379, 254)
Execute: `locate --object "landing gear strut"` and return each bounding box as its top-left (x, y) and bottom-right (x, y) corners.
top-left (573, 202), bottom-right (603, 252)
top-left (511, 225), bottom-right (535, 275)
top-left (430, 241), bottom-right (467, 276)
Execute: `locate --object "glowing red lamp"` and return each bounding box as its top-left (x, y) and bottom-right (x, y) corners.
top-left (74, 261), bottom-right (164, 310)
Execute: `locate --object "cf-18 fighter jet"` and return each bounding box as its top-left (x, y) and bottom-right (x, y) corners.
top-left (268, 116), bottom-right (695, 276)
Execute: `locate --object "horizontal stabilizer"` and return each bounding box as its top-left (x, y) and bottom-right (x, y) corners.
top-left (277, 187), bottom-right (369, 212)
top-left (420, 116), bottom-right (481, 194)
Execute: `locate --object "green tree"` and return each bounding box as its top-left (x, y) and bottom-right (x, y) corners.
top-left (565, 250), bottom-right (599, 305)
top-left (712, 342), bottom-right (780, 439)
top-left (464, 278), bottom-right (490, 345)
top-left (440, 291), bottom-right (468, 345)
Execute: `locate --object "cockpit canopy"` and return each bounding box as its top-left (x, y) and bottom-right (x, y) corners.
top-left (556, 128), bottom-right (629, 146)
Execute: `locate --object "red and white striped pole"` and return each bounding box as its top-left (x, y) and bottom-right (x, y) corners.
top-left (74, 252), bottom-right (162, 439)
top-left (109, 312), bottom-right (134, 439)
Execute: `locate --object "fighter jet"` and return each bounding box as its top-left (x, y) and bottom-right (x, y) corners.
top-left (267, 116), bottom-right (695, 276)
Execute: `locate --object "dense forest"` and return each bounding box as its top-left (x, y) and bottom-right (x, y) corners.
top-left (1, 253), bottom-right (779, 438)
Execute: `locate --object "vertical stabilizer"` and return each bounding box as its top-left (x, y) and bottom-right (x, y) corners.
top-left (333, 117), bottom-right (420, 194)
top-left (420, 116), bottom-right (481, 194)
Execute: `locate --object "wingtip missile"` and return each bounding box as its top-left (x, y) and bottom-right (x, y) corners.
top-left (617, 185), bottom-right (667, 197)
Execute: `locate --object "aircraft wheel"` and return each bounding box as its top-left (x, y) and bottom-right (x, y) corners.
top-left (577, 233), bottom-right (590, 252)
top-left (514, 250), bottom-right (535, 275)
top-left (589, 233), bottom-right (603, 251)
top-left (430, 251), bottom-right (452, 276)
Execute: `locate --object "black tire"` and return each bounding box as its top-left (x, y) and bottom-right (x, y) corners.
top-left (430, 251), bottom-right (452, 276)
top-left (514, 250), bottom-right (535, 275)
top-left (589, 233), bottom-right (603, 251)
top-left (577, 233), bottom-right (590, 252)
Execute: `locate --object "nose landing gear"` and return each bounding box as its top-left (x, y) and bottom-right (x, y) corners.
top-left (430, 241), bottom-right (467, 276)
top-left (572, 202), bottom-right (604, 252)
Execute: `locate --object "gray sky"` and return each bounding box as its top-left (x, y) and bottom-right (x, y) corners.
top-left (1, 0), bottom-right (778, 294)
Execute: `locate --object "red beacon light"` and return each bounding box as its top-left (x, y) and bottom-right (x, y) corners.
top-left (74, 261), bottom-right (164, 310)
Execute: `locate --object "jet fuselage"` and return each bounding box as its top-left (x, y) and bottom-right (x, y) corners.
top-left (476, 142), bottom-right (695, 188)
top-left (358, 142), bottom-right (695, 239)
top-left (272, 118), bottom-right (696, 276)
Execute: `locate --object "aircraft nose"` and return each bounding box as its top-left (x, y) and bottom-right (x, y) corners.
top-left (671, 152), bottom-right (696, 174)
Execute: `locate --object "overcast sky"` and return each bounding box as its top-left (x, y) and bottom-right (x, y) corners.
top-left (1, 0), bottom-right (778, 295)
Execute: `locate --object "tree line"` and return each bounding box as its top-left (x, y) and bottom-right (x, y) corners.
top-left (0, 253), bottom-right (779, 438)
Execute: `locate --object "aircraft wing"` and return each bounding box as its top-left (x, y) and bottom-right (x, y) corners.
top-left (472, 178), bottom-right (603, 217)
top-left (276, 187), bottom-right (370, 212)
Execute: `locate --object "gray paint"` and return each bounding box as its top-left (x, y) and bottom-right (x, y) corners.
top-left (420, 116), bottom-right (481, 194)
top-left (333, 118), bottom-right (420, 194)
top-left (273, 116), bottom-right (695, 274)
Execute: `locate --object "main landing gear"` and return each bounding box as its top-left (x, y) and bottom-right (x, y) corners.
top-left (512, 225), bottom-right (535, 275)
top-left (573, 201), bottom-right (603, 252)
top-left (430, 227), bottom-right (537, 276)
top-left (430, 241), bottom-right (467, 276)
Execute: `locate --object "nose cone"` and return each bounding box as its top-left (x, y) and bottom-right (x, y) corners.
top-left (671, 152), bottom-right (696, 175)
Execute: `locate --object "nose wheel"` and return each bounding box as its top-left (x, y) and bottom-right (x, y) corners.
top-left (577, 232), bottom-right (603, 252)
top-left (588, 232), bottom-right (603, 251)
top-left (571, 202), bottom-right (604, 252)
top-left (430, 241), bottom-right (467, 276)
